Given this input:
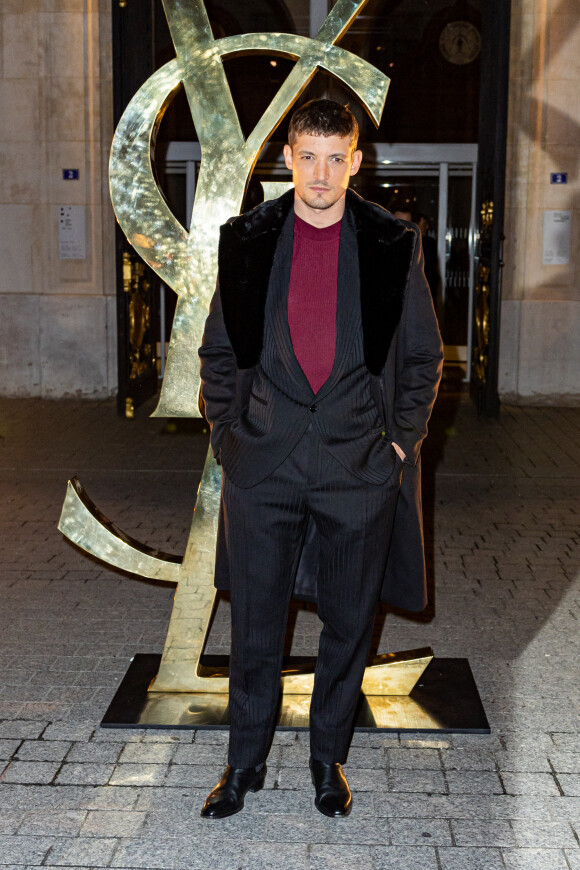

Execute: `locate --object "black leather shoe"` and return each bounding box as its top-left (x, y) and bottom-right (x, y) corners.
top-left (200, 764), bottom-right (266, 819)
top-left (310, 757), bottom-right (352, 817)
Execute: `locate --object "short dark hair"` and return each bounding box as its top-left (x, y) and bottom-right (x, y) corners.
top-left (389, 199), bottom-right (412, 216)
top-left (288, 99), bottom-right (359, 150)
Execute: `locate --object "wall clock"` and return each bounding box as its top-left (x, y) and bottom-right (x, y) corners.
top-left (439, 21), bottom-right (481, 65)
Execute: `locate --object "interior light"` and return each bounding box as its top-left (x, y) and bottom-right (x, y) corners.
top-left (270, 60), bottom-right (277, 67)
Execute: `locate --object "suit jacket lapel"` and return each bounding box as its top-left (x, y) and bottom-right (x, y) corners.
top-left (265, 211), bottom-right (314, 397)
top-left (314, 208), bottom-right (360, 401)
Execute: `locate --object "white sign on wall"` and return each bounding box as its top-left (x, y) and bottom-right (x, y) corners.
top-left (543, 210), bottom-right (571, 265)
top-left (58, 205), bottom-right (86, 259)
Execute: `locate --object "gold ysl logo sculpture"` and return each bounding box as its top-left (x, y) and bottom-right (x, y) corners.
top-left (59, 0), bottom-right (433, 706)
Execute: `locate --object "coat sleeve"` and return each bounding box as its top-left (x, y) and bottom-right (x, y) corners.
top-left (198, 284), bottom-right (237, 458)
top-left (390, 232), bottom-right (444, 465)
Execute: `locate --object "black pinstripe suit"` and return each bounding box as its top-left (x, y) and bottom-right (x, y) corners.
top-left (199, 189), bottom-right (443, 766)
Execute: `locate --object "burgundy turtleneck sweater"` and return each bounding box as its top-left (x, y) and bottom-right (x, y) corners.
top-left (287, 214), bottom-right (341, 394)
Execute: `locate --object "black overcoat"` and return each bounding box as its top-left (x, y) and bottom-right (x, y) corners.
top-left (199, 188), bottom-right (443, 612)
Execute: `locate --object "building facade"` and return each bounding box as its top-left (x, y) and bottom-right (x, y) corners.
top-left (0, 0), bottom-right (578, 405)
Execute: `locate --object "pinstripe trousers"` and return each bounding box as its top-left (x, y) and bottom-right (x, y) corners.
top-left (222, 424), bottom-right (403, 768)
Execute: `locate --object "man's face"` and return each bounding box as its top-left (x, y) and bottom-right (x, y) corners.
top-left (417, 217), bottom-right (429, 236)
top-left (283, 133), bottom-right (362, 222)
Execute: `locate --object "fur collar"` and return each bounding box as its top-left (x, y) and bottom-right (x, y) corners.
top-left (218, 188), bottom-right (417, 375)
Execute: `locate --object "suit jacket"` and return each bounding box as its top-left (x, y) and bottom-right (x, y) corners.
top-left (199, 188), bottom-right (443, 611)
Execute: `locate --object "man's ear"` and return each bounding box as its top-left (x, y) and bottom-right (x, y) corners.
top-left (283, 144), bottom-right (293, 172)
top-left (350, 149), bottom-right (363, 176)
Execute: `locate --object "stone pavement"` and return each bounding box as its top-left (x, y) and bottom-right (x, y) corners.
top-left (0, 389), bottom-right (578, 869)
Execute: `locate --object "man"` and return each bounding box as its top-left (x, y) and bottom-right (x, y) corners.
top-left (198, 99), bottom-right (443, 819)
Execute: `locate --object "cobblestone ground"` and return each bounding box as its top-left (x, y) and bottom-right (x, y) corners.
top-left (0, 389), bottom-right (578, 869)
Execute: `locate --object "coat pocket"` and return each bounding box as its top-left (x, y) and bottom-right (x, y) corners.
top-left (249, 390), bottom-right (268, 406)
top-left (245, 388), bottom-right (271, 434)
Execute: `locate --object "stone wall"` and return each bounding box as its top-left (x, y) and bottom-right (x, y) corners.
top-left (0, 0), bottom-right (116, 398)
top-left (500, 0), bottom-right (580, 403)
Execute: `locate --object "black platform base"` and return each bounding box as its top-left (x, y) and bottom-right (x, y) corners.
top-left (101, 654), bottom-right (490, 733)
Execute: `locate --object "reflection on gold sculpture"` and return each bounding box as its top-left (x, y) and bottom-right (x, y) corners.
top-left (473, 200), bottom-right (494, 384)
top-left (59, 0), bottom-right (434, 708)
top-left (473, 264), bottom-right (490, 383)
top-left (122, 250), bottom-right (156, 402)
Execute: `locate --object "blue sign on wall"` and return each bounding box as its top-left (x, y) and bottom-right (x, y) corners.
top-left (63, 169), bottom-right (79, 180)
top-left (550, 173), bottom-right (567, 184)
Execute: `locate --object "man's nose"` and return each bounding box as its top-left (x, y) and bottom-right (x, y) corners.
top-left (315, 160), bottom-right (330, 180)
